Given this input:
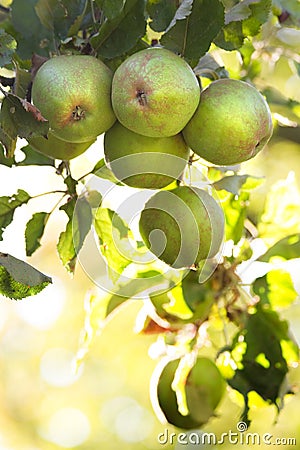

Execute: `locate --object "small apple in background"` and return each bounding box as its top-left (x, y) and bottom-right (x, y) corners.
top-left (27, 131), bottom-right (96, 160)
top-left (139, 186), bottom-right (224, 269)
top-left (31, 55), bottom-right (116, 143)
top-left (104, 121), bottom-right (190, 189)
top-left (111, 47), bottom-right (200, 138)
top-left (183, 78), bottom-right (273, 166)
top-left (155, 357), bottom-right (225, 429)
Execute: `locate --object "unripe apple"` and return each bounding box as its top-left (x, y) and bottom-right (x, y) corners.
top-left (183, 78), bottom-right (273, 165)
top-left (111, 47), bottom-right (200, 137)
top-left (104, 121), bottom-right (190, 189)
top-left (27, 131), bottom-right (95, 160)
top-left (155, 357), bottom-right (225, 429)
top-left (139, 186), bottom-right (224, 268)
top-left (31, 55), bottom-right (116, 143)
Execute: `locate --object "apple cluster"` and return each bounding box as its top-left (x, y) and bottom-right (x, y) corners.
top-left (30, 49), bottom-right (273, 269)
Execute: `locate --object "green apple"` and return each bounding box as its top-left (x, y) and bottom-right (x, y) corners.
top-left (27, 131), bottom-right (95, 160)
top-left (183, 78), bottom-right (273, 165)
top-left (104, 121), bottom-right (190, 189)
top-left (156, 357), bottom-right (225, 429)
top-left (139, 186), bottom-right (224, 268)
top-left (111, 47), bottom-right (200, 138)
top-left (31, 55), bottom-right (116, 143)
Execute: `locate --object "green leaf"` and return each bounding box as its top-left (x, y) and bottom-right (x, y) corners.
top-left (224, 306), bottom-right (296, 423)
top-left (0, 144), bottom-right (14, 167)
top-left (35, 0), bottom-right (89, 39)
top-left (91, 0), bottom-right (147, 59)
top-left (214, 174), bottom-right (264, 195)
top-left (64, 175), bottom-right (78, 196)
top-left (92, 158), bottom-right (122, 184)
top-left (14, 64), bottom-right (32, 98)
top-left (11, 0), bottom-right (54, 58)
top-left (219, 190), bottom-right (249, 244)
top-left (253, 269), bottom-right (298, 309)
top-left (181, 269), bottom-right (215, 320)
top-left (215, 0), bottom-right (272, 50)
top-left (0, 94), bottom-right (49, 158)
top-left (164, 0), bottom-right (193, 32)
top-left (150, 285), bottom-right (194, 323)
top-left (224, 0), bottom-right (254, 23)
top-left (193, 53), bottom-right (229, 79)
top-left (147, 0), bottom-right (177, 32)
top-left (57, 197), bottom-right (92, 273)
top-left (259, 234), bottom-right (300, 262)
top-left (25, 212), bottom-right (50, 256)
top-left (242, 0), bottom-right (272, 36)
top-left (96, 0), bottom-right (125, 20)
top-left (17, 145), bottom-right (55, 166)
top-left (160, 0), bottom-right (224, 66)
top-left (94, 208), bottom-right (133, 281)
top-left (0, 189), bottom-right (31, 240)
top-left (0, 29), bottom-right (17, 67)
top-left (0, 252), bottom-right (52, 300)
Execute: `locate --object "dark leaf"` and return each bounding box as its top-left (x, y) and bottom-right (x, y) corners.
top-left (34, 0), bottom-right (89, 40)
top-left (161, 0), bottom-right (224, 66)
top-left (17, 145), bottom-right (55, 166)
top-left (165, 0), bottom-right (193, 32)
top-left (258, 234), bottom-right (300, 262)
top-left (25, 212), bottom-right (50, 256)
top-left (91, 0), bottom-right (147, 59)
top-left (96, 0), bottom-right (125, 20)
top-left (0, 29), bottom-right (17, 67)
top-left (64, 175), bottom-right (78, 196)
top-left (11, 0), bottom-right (54, 59)
top-left (147, 0), bottom-right (177, 32)
top-left (0, 144), bottom-right (14, 167)
top-left (0, 189), bottom-right (31, 240)
top-left (0, 252), bottom-right (52, 300)
top-left (14, 64), bottom-right (32, 98)
top-left (193, 53), bottom-right (229, 79)
top-left (30, 53), bottom-right (49, 81)
top-left (0, 93), bottom-right (49, 158)
top-left (57, 197), bottom-right (92, 273)
top-left (225, 306), bottom-right (297, 423)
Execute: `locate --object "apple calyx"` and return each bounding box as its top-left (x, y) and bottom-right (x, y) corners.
top-left (72, 105), bottom-right (85, 121)
top-left (136, 89), bottom-right (148, 106)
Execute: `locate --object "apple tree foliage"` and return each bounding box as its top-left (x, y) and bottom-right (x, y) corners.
top-left (0, 0), bottom-right (300, 429)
